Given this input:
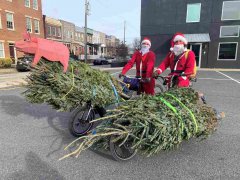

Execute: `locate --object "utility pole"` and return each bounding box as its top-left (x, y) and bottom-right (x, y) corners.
top-left (84, 0), bottom-right (90, 63)
top-left (123, 20), bottom-right (126, 45)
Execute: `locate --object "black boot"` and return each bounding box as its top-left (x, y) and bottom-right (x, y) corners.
top-left (201, 95), bottom-right (207, 104)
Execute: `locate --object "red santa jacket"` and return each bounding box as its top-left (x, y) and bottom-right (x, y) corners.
top-left (122, 50), bottom-right (155, 78)
top-left (156, 50), bottom-right (196, 78)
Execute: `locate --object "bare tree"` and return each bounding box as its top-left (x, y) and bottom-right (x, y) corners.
top-left (132, 37), bottom-right (141, 50)
top-left (116, 42), bottom-right (128, 60)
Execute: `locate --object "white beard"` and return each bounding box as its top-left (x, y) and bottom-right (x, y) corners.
top-left (141, 45), bottom-right (150, 56)
top-left (173, 44), bottom-right (185, 56)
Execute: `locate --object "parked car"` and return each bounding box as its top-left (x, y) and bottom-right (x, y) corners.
top-left (93, 58), bottom-right (110, 65)
top-left (16, 55), bottom-right (33, 71)
top-left (126, 56), bottom-right (131, 60)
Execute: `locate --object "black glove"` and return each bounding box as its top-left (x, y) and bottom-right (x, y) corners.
top-left (119, 73), bottom-right (123, 79)
top-left (140, 78), bottom-right (151, 83)
top-left (152, 71), bottom-right (159, 78)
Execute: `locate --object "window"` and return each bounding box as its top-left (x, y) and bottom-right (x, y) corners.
top-left (57, 27), bottom-right (61, 37)
top-left (0, 14), bottom-right (2, 29)
top-left (6, 13), bottom-right (14, 30)
top-left (218, 42), bottom-right (238, 60)
top-left (26, 17), bottom-right (32, 32)
top-left (186, 3), bottom-right (201, 23)
top-left (67, 31), bottom-right (70, 38)
top-left (52, 27), bottom-right (56, 36)
top-left (33, 19), bottom-right (39, 34)
top-left (0, 42), bottom-right (5, 58)
top-left (25, 0), bottom-right (30, 7)
top-left (222, 1), bottom-right (240, 20)
top-left (220, 26), bottom-right (239, 37)
top-left (47, 26), bottom-right (51, 36)
top-left (33, 0), bottom-right (38, 10)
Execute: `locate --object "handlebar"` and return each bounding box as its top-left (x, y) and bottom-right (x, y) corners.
top-left (155, 74), bottom-right (197, 82)
top-left (121, 75), bottom-right (141, 79)
top-left (120, 75), bottom-right (151, 83)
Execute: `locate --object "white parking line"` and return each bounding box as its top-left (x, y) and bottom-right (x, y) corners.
top-left (110, 70), bottom-right (240, 83)
top-left (110, 71), bottom-right (122, 76)
top-left (198, 78), bottom-right (231, 81)
top-left (216, 71), bottom-right (240, 84)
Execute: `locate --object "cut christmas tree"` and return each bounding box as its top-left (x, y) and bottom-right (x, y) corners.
top-left (23, 59), bottom-right (123, 111)
top-left (60, 88), bottom-right (219, 160)
top-left (21, 59), bottom-right (222, 160)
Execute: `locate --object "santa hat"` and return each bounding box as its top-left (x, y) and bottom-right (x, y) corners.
top-left (141, 37), bottom-right (151, 47)
top-left (170, 33), bottom-right (188, 51)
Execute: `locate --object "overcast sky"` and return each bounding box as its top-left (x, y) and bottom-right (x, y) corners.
top-left (42, 0), bottom-right (141, 44)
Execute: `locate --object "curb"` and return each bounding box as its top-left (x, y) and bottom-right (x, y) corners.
top-left (0, 68), bottom-right (18, 74)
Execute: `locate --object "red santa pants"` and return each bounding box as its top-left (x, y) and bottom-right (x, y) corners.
top-left (141, 78), bottom-right (155, 95)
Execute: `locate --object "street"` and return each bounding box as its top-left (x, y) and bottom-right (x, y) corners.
top-left (0, 69), bottom-right (240, 180)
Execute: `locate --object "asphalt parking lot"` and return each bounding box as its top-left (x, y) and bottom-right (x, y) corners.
top-left (0, 68), bottom-right (240, 179)
top-left (108, 68), bottom-right (240, 118)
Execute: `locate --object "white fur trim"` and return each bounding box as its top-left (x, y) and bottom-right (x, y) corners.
top-left (181, 76), bottom-right (187, 80)
top-left (173, 35), bottom-right (187, 44)
top-left (171, 46), bottom-right (187, 52)
top-left (156, 68), bottom-right (162, 74)
top-left (142, 39), bottom-right (151, 46)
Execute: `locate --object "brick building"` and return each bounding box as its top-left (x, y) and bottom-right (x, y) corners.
top-left (0, 0), bottom-right (44, 63)
top-left (60, 19), bottom-right (75, 52)
top-left (105, 35), bottom-right (119, 58)
top-left (74, 26), bottom-right (84, 57)
top-left (43, 15), bottom-right (62, 42)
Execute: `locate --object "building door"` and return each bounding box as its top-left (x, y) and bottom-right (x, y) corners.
top-left (189, 43), bottom-right (202, 67)
top-left (9, 43), bottom-right (16, 64)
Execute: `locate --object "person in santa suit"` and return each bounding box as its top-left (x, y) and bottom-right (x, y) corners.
top-left (153, 33), bottom-right (225, 120)
top-left (153, 33), bottom-right (196, 88)
top-left (119, 37), bottom-right (156, 95)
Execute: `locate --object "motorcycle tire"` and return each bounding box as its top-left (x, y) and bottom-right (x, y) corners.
top-left (109, 135), bottom-right (137, 161)
top-left (68, 104), bottom-right (95, 137)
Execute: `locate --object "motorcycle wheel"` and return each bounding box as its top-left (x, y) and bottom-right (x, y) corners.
top-left (68, 104), bottom-right (95, 137)
top-left (154, 84), bottom-right (165, 94)
top-left (109, 135), bottom-right (137, 161)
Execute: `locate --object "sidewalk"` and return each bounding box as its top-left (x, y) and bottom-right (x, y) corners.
top-left (0, 68), bottom-right (28, 89)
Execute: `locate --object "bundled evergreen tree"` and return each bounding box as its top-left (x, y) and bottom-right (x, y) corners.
top-left (60, 88), bottom-right (219, 160)
top-left (23, 59), bottom-right (122, 111)
top-left (22, 59), bottom-right (220, 160)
